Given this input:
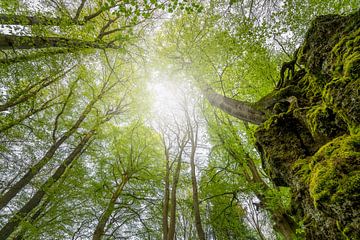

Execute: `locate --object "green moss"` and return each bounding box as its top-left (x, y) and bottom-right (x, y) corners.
top-left (305, 105), bottom-right (348, 142)
top-left (308, 134), bottom-right (360, 237)
top-left (256, 112), bottom-right (314, 186)
top-left (306, 105), bottom-right (328, 135)
top-left (329, 27), bottom-right (360, 78)
top-left (323, 78), bottom-right (360, 134)
top-left (256, 11), bottom-right (360, 238)
top-left (292, 157), bottom-right (311, 185)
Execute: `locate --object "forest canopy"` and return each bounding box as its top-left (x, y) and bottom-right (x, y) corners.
top-left (0, 0), bottom-right (359, 239)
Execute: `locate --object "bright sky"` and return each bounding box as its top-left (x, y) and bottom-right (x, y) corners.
top-left (147, 70), bottom-right (187, 124)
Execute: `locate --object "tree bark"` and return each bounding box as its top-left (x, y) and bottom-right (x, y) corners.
top-left (187, 118), bottom-right (206, 240)
top-left (0, 14), bottom-right (76, 26)
top-left (92, 175), bottom-right (129, 240)
top-left (168, 141), bottom-right (186, 240)
top-left (12, 199), bottom-right (51, 240)
top-left (0, 34), bottom-right (120, 50)
top-left (0, 48), bottom-right (80, 65)
top-left (0, 131), bottom-right (93, 240)
top-left (202, 84), bottom-right (266, 125)
top-left (162, 146), bottom-right (170, 240)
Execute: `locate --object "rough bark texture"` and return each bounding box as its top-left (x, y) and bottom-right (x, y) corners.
top-left (0, 35), bottom-right (119, 50)
top-left (254, 10), bottom-right (360, 239)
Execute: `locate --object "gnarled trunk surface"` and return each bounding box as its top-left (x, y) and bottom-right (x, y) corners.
top-left (203, 9), bottom-right (359, 240)
top-left (254, 10), bottom-right (360, 240)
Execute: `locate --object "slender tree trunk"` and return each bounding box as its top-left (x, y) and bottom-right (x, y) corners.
top-left (168, 144), bottom-right (186, 240)
top-left (0, 131), bottom-right (93, 240)
top-left (162, 148), bottom-right (170, 240)
top-left (245, 157), bottom-right (296, 239)
top-left (202, 84), bottom-right (266, 125)
top-left (188, 122), bottom-right (206, 240)
top-left (74, 0), bottom-right (87, 22)
top-left (0, 34), bottom-right (119, 50)
top-left (0, 96), bottom-right (99, 210)
top-left (83, 5), bottom-right (113, 22)
top-left (92, 175), bottom-right (129, 240)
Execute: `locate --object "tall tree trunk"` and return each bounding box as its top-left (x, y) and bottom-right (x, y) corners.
top-left (168, 143), bottom-right (186, 240)
top-left (0, 96), bottom-right (99, 210)
top-left (0, 48), bottom-right (80, 65)
top-left (92, 175), bottom-right (129, 240)
top-left (187, 121), bottom-right (206, 240)
top-left (201, 84), bottom-right (266, 125)
top-left (0, 131), bottom-right (93, 240)
top-left (0, 34), bottom-right (120, 50)
top-left (0, 14), bottom-right (77, 26)
top-left (162, 147), bottom-right (170, 240)
top-left (13, 199), bottom-right (51, 240)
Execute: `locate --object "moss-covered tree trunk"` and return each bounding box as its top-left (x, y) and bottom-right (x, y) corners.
top-left (0, 34), bottom-right (119, 50)
top-left (254, 9), bottom-right (360, 240)
top-left (201, 9), bottom-right (359, 240)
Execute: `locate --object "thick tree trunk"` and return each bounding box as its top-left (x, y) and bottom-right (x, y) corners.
top-left (0, 14), bottom-right (76, 26)
top-left (13, 199), bottom-right (50, 240)
top-left (0, 97), bottom-right (99, 210)
top-left (202, 84), bottom-right (266, 125)
top-left (0, 48), bottom-right (80, 65)
top-left (0, 131), bottom-right (93, 240)
top-left (0, 34), bottom-right (119, 50)
top-left (92, 175), bottom-right (128, 240)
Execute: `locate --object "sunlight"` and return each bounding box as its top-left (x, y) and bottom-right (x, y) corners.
top-left (147, 71), bottom-right (186, 124)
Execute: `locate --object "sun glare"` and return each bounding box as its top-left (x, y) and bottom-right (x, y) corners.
top-left (147, 71), bottom-right (186, 124)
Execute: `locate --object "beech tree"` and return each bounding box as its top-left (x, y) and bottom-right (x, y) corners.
top-left (1, 0), bottom-right (357, 239)
top-left (91, 121), bottom-right (163, 239)
top-left (159, 120), bottom-right (189, 240)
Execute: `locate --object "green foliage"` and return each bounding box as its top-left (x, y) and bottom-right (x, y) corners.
top-left (1, 0), bottom-right (358, 239)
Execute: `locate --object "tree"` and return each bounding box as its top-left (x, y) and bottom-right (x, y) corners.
top-left (91, 121), bottom-right (162, 240)
top-left (0, 0), bottom-right (203, 63)
top-left (0, 65), bottom-right (121, 211)
top-left (183, 99), bottom-right (206, 240)
top-left (167, 126), bottom-right (188, 240)
top-left (1, 0), bottom-right (358, 239)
